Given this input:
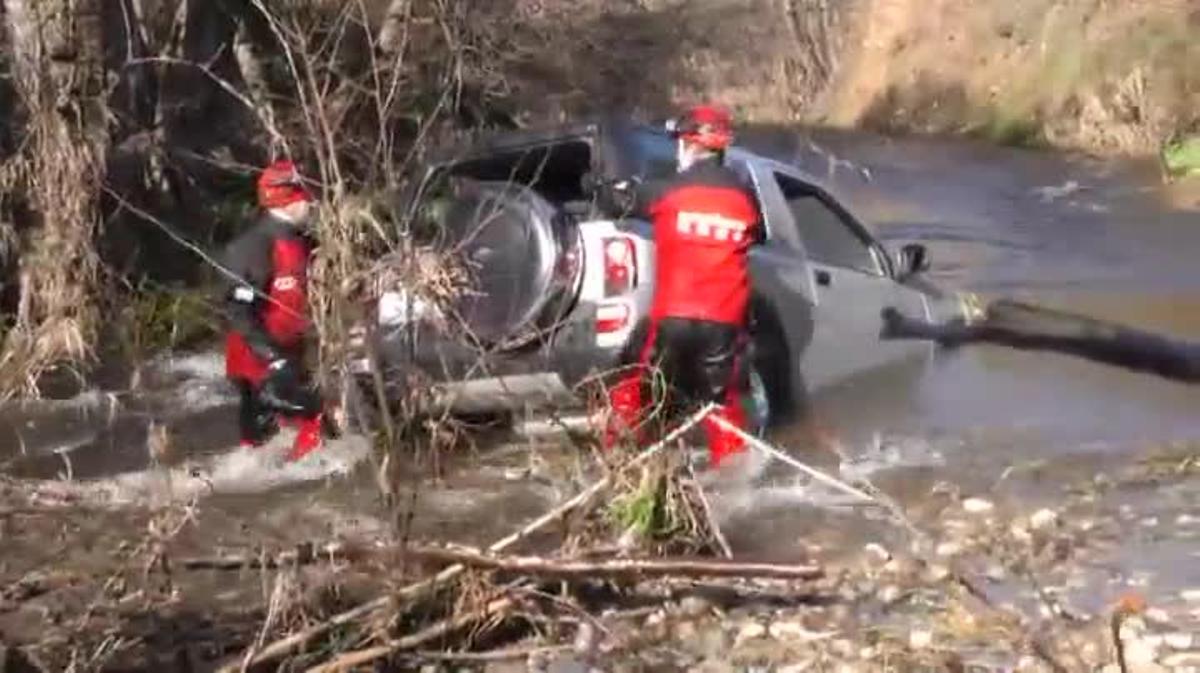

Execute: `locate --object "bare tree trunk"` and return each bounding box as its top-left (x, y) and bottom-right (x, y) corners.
top-left (377, 0), bottom-right (412, 57)
top-left (1, 0), bottom-right (109, 398)
top-left (233, 10), bottom-right (284, 155)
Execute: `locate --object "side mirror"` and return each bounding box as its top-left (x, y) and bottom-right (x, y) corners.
top-left (895, 243), bottom-right (930, 279)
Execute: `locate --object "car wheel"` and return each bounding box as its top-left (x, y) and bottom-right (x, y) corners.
top-left (742, 362), bottom-right (770, 438)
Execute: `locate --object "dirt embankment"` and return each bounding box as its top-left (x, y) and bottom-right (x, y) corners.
top-left (815, 0), bottom-right (1200, 157)
top-left (518, 0), bottom-right (1198, 159)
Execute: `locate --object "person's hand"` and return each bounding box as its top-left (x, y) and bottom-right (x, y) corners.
top-left (260, 358), bottom-right (320, 416)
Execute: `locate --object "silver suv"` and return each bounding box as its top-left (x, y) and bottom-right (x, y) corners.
top-left (348, 119), bottom-right (965, 431)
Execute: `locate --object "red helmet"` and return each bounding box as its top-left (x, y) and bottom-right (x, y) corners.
top-left (670, 104), bottom-right (734, 151)
top-left (257, 160), bottom-right (314, 209)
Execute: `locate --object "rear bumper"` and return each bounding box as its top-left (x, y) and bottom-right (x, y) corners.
top-left (350, 303), bottom-right (625, 414)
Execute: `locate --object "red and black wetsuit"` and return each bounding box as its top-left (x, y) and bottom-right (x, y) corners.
top-left (220, 213), bottom-right (317, 445)
top-left (605, 156), bottom-right (761, 466)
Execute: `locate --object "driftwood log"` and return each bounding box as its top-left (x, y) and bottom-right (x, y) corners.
top-left (880, 299), bottom-right (1200, 384)
top-left (403, 545), bottom-right (824, 581)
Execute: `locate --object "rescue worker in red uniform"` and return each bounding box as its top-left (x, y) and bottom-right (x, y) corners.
top-left (603, 105), bottom-right (761, 469)
top-left (220, 159), bottom-right (326, 460)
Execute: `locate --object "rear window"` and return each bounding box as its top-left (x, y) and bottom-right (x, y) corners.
top-left (614, 128), bottom-right (677, 180)
top-left (446, 140), bottom-right (593, 203)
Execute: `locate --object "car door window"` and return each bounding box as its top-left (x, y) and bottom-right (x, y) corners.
top-left (774, 172), bottom-right (880, 275)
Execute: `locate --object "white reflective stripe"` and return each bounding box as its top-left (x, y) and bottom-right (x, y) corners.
top-left (232, 286), bottom-right (256, 303)
top-left (272, 276), bottom-right (299, 292)
top-left (676, 211), bottom-right (750, 241)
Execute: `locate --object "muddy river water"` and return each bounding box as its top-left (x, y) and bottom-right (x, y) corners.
top-left (2, 129), bottom-right (1199, 666)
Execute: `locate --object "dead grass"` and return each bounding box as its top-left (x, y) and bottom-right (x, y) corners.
top-left (830, 0), bottom-right (1200, 156)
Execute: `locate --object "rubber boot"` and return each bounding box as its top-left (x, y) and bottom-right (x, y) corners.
top-left (701, 402), bottom-right (748, 469)
top-left (604, 374), bottom-right (644, 450)
top-left (286, 414), bottom-right (324, 462)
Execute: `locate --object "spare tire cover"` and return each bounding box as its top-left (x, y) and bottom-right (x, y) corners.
top-left (440, 181), bottom-right (568, 344)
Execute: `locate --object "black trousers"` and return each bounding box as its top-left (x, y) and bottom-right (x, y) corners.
top-left (236, 381), bottom-right (280, 445)
top-left (640, 317), bottom-right (744, 407)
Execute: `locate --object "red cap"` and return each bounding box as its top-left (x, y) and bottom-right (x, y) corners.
top-left (671, 104), bottom-right (734, 151)
top-left (257, 160), bottom-right (314, 209)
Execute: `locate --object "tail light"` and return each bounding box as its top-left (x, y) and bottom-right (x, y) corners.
top-left (596, 302), bottom-right (630, 334)
top-left (603, 236), bottom-right (637, 296)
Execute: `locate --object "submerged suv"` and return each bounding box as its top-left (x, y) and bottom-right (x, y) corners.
top-left (348, 118), bottom-right (963, 431)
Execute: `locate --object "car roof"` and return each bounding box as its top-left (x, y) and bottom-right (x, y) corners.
top-left (428, 117), bottom-right (833, 190)
top-left (427, 120), bottom-right (602, 164)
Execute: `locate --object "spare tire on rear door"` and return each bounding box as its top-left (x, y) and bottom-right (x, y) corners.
top-left (439, 180), bottom-right (581, 347)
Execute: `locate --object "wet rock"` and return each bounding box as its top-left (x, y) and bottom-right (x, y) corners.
top-left (1010, 522), bottom-right (1034, 544)
top-left (830, 639), bottom-right (855, 658)
top-left (985, 563), bottom-right (1008, 581)
top-left (924, 563), bottom-right (952, 582)
top-left (734, 621), bottom-right (767, 646)
top-left (962, 498), bottom-right (995, 514)
top-left (672, 620), bottom-right (699, 642)
top-left (1029, 508), bottom-right (1058, 531)
top-left (909, 629), bottom-right (934, 649)
top-left (935, 541), bottom-right (962, 557)
top-left (1016, 655), bottom-right (1047, 672)
top-left (878, 584), bottom-right (903, 604)
top-left (573, 622), bottom-right (597, 657)
top-left (863, 543), bottom-right (891, 565)
top-left (678, 596), bottom-right (714, 618)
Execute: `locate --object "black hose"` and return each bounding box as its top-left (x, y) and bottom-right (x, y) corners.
top-left (880, 299), bottom-right (1200, 384)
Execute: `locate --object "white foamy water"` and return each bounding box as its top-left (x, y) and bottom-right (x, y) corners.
top-left (709, 432), bottom-right (953, 518)
top-left (24, 431), bottom-right (373, 508)
top-left (152, 350), bottom-right (226, 381)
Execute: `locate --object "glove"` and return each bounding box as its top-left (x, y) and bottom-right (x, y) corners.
top-left (259, 358), bottom-right (321, 417)
top-left (595, 175), bottom-right (642, 215)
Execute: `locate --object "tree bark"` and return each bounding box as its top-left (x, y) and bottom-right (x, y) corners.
top-left (2, 0), bottom-right (108, 397)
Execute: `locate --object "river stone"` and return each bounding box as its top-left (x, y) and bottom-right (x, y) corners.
top-left (878, 584), bottom-right (903, 604)
top-left (734, 621), bottom-right (767, 646)
top-left (1029, 508), bottom-right (1058, 531)
top-left (863, 543), bottom-right (891, 564)
top-left (673, 620), bottom-right (699, 642)
top-left (962, 498), bottom-right (995, 514)
top-left (1181, 589), bottom-right (1200, 602)
top-left (924, 563), bottom-right (951, 582)
top-left (935, 541), bottom-right (962, 557)
top-left (909, 629), bottom-right (934, 649)
top-left (678, 595), bottom-right (714, 618)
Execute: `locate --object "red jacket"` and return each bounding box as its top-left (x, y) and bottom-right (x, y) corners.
top-left (640, 158), bottom-right (760, 325)
top-left (219, 214), bottom-right (313, 384)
